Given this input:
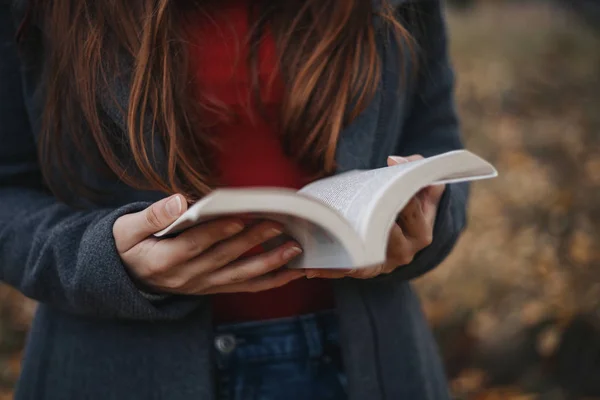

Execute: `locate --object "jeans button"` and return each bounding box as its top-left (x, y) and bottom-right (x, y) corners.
top-left (215, 334), bottom-right (237, 354)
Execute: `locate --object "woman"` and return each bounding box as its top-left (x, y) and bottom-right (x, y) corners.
top-left (0, 0), bottom-right (468, 399)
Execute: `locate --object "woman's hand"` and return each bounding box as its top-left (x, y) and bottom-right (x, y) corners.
top-left (113, 195), bottom-right (304, 295)
top-left (306, 155), bottom-right (445, 280)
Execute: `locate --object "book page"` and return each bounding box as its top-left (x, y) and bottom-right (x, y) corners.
top-left (299, 151), bottom-right (497, 233)
top-left (298, 163), bottom-right (416, 229)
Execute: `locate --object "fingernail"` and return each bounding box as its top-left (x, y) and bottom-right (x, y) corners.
top-left (307, 272), bottom-right (320, 279)
top-left (165, 196), bottom-right (182, 218)
top-left (264, 227), bottom-right (282, 239)
top-left (388, 156), bottom-right (408, 163)
top-left (283, 246), bottom-right (302, 259)
top-left (225, 223), bottom-right (244, 235)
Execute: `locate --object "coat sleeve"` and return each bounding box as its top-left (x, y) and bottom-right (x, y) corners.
top-left (385, 0), bottom-right (469, 281)
top-left (0, 3), bottom-right (203, 320)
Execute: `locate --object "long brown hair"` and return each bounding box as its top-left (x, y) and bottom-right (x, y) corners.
top-left (27, 0), bottom-right (412, 201)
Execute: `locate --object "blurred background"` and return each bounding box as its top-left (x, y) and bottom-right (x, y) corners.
top-left (1, 0), bottom-right (599, 399)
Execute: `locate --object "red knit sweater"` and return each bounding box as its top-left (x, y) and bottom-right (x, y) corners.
top-left (187, 0), bottom-right (334, 324)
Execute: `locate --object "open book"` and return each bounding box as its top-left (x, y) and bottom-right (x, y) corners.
top-left (155, 150), bottom-right (497, 269)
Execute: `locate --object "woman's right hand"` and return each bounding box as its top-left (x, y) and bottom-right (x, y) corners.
top-left (112, 194), bottom-right (305, 295)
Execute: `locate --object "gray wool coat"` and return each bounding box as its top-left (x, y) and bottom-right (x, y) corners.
top-left (0, 0), bottom-right (469, 398)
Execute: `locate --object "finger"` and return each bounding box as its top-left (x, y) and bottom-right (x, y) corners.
top-left (397, 196), bottom-right (429, 242)
top-left (305, 269), bottom-right (353, 279)
top-left (420, 191), bottom-right (439, 231)
top-left (387, 156), bottom-right (408, 167)
top-left (306, 264), bottom-right (387, 280)
top-left (387, 224), bottom-right (419, 266)
top-left (346, 264), bottom-right (386, 279)
top-left (151, 218), bottom-right (245, 266)
top-left (151, 240), bottom-right (300, 295)
top-left (421, 184), bottom-right (446, 212)
top-left (381, 259), bottom-right (401, 274)
top-left (405, 154), bottom-right (424, 162)
top-left (113, 194), bottom-right (187, 252)
top-left (177, 221), bottom-right (285, 277)
top-left (387, 154), bottom-right (423, 166)
top-left (428, 183), bottom-right (446, 199)
top-left (418, 185), bottom-right (446, 236)
top-left (202, 269), bottom-right (306, 295)
top-left (199, 241), bottom-right (302, 289)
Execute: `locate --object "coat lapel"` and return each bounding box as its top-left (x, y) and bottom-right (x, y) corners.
top-left (334, 90), bottom-right (383, 173)
top-left (99, 60), bottom-right (170, 178)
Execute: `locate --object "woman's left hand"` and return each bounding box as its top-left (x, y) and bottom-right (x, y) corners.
top-left (306, 155), bottom-right (445, 280)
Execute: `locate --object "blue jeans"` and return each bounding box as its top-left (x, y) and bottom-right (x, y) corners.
top-left (214, 311), bottom-right (347, 400)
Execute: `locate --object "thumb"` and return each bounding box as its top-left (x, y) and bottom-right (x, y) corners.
top-left (387, 155), bottom-right (408, 166)
top-left (388, 154), bottom-right (424, 166)
top-left (113, 194), bottom-right (187, 252)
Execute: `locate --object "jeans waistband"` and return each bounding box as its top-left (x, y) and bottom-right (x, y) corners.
top-left (213, 311), bottom-right (339, 369)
